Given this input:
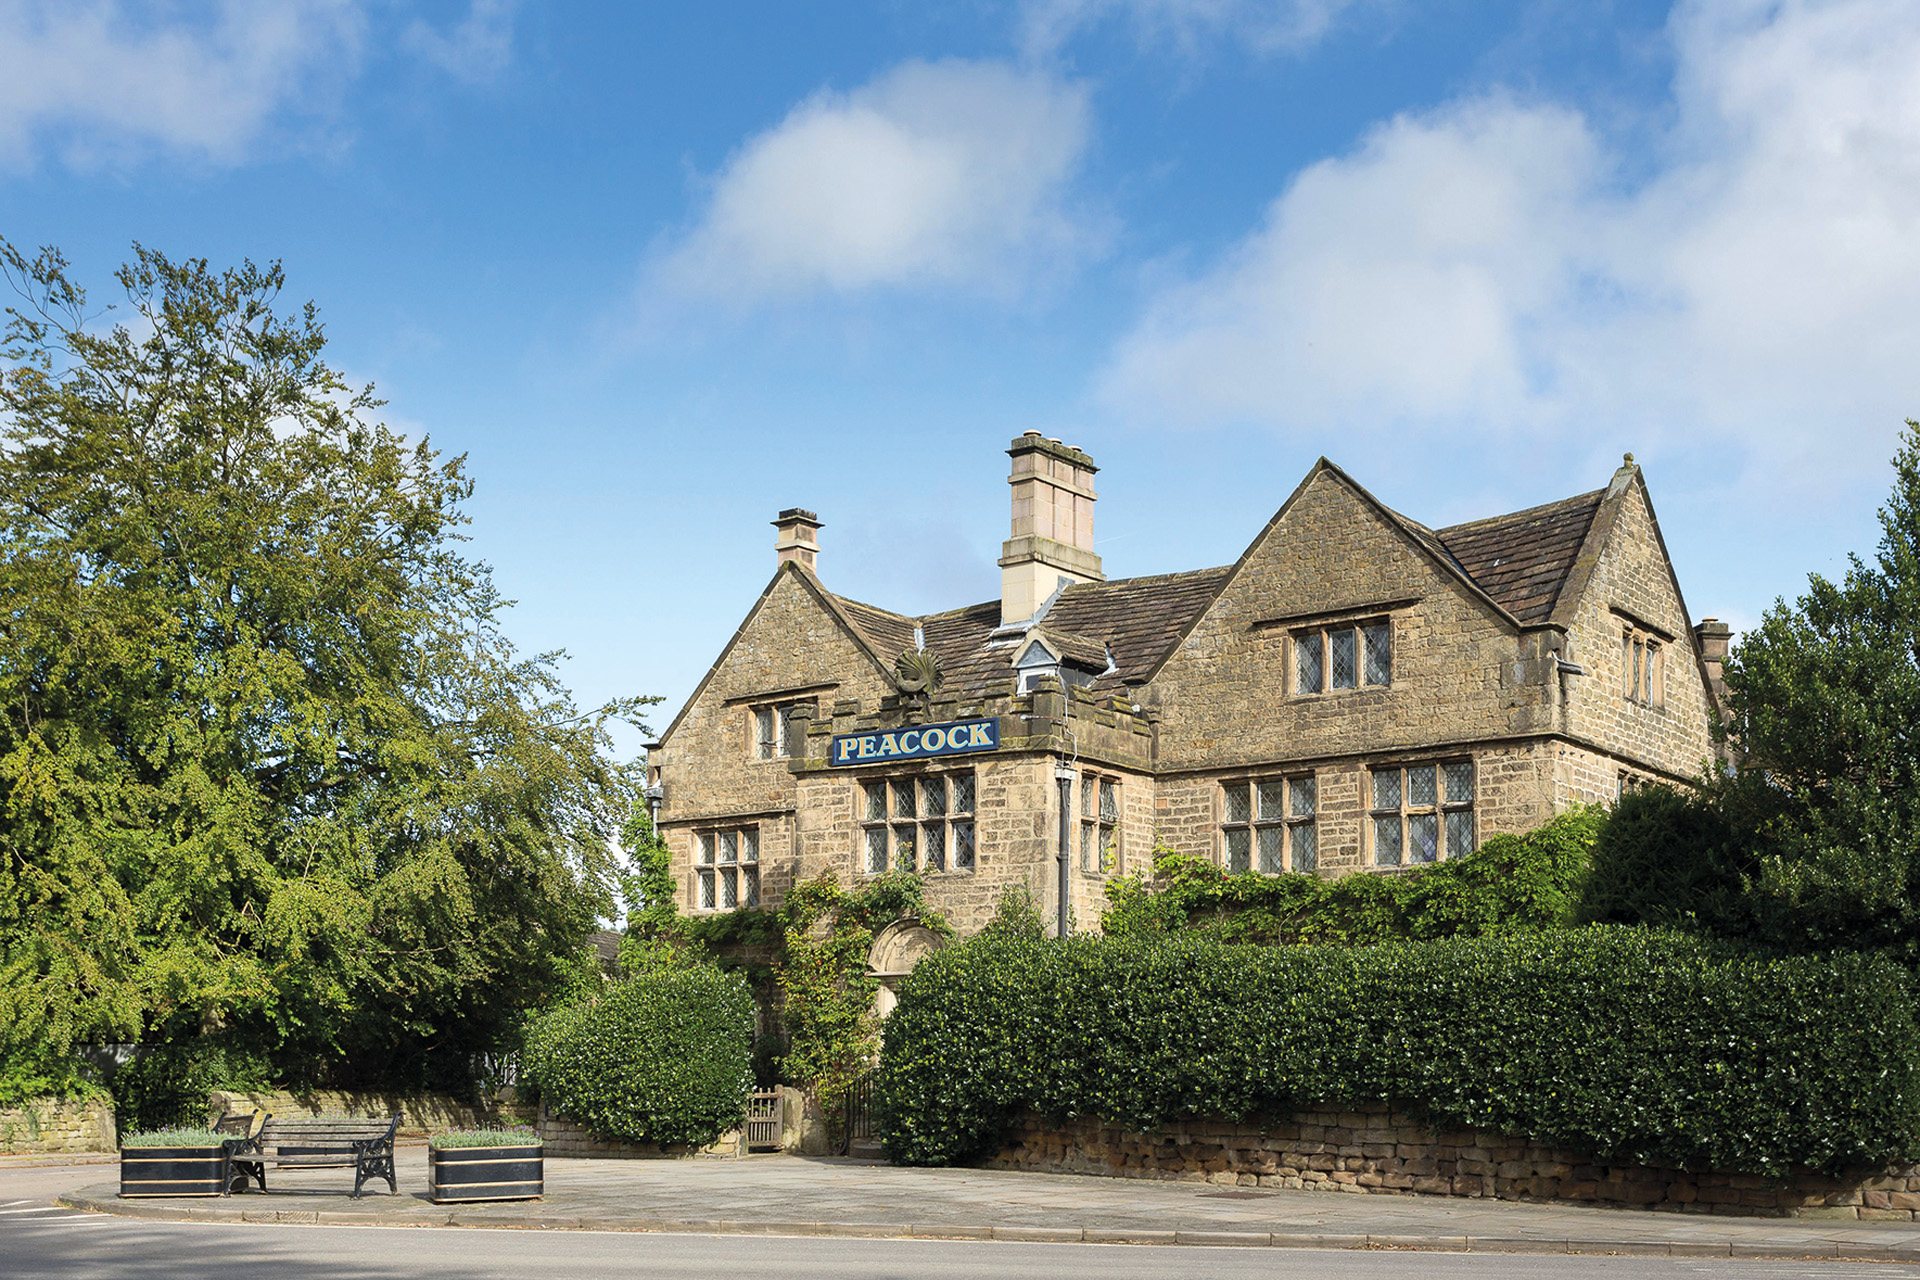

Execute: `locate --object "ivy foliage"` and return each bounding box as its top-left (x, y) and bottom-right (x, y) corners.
top-left (0, 240), bottom-right (651, 1102)
top-left (877, 929), bottom-right (1920, 1176)
top-left (520, 966), bottom-right (753, 1148)
top-left (775, 872), bottom-right (946, 1107)
top-left (1101, 807), bottom-right (1603, 945)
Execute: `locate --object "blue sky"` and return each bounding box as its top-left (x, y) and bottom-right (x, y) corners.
top-left (3, 0), bottom-right (1917, 756)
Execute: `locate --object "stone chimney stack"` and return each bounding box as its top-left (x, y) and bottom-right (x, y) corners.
top-left (773, 508), bottom-right (823, 572)
top-left (1693, 617), bottom-right (1731, 709)
top-left (1000, 432), bottom-right (1104, 627)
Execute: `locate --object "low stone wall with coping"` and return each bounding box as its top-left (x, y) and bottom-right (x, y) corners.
top-left (0, 1097), bottom-right (117, 1154)
top-left (208, 1090), bottom-right (534, 1142)
top-left (983, 1105), bottom-right (1920, 1220)
top-left (536, 1105), bottom-right (743, 1158)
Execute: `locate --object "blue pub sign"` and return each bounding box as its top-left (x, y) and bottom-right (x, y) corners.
top-left (829, 717), bottom-right (999, 767)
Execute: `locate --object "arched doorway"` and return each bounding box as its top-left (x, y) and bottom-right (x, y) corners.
top-left (866, 919), bottom-right (947, 1018)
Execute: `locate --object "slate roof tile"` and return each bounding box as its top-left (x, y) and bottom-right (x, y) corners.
top-left (1436, 490), bottom-right (1605, 625)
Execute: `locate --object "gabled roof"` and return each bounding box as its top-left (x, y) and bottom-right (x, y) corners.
top-left (665, 462), bottom-right (1640, 733)
top-left (1436, 490), bottom-right (1606, 625)
top-left (823, 565), bottom-right (1234, 701)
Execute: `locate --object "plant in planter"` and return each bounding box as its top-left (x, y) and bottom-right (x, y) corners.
top-left (427, 1128), bottom-right (543, 1203)
top-left (119, 1128), bottom-right (232, 1198)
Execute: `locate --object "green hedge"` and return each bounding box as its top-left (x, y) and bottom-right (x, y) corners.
top-left (1102, 807), bottom-right (1603, 944)
top-left (522, 967), bottom-right (753, 1148)
top-left (876, 929), bottom-right (1920, 1176)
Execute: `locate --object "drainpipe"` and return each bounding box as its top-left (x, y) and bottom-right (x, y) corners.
top-left (1054, 761), bottom-right (1074, 938)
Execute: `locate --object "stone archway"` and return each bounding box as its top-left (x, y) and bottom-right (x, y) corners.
top-left (867, 919), bottom-right (948, 1019)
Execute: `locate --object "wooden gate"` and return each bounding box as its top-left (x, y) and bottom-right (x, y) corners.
top-left (745, 1090), bottom-right (782, 1151)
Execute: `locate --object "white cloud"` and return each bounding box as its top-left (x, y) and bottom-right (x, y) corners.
top-left (1099, 0), bottom-right (1920, 492)
top-left (655, 59), bottom-right (1096, 304)
top-left (0, 0), bottom-right (366, 167)
top-left (1020, 0), bottom-right (1385, 57)
top-left (402, 0), bottom-right (514, 84)
top-left (0, 0), bottom-right (516, 170)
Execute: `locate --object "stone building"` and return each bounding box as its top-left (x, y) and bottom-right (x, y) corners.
top-left (646, 433), bottom-right (1723, 938)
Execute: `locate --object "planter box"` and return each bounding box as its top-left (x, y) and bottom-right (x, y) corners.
top-left (120, 1146), bottom-right (230, 1198)
top-left (428, 1143), bottom-right (543, 1203)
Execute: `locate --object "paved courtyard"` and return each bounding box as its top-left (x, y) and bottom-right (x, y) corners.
top-left (51, 1146), bottom-right (1920, 1260)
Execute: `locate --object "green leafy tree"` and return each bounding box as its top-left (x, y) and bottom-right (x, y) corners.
top-left (0, 240), bottom-right (652, 1099)
top-left (1711, 420), bottom-right (1920, 959)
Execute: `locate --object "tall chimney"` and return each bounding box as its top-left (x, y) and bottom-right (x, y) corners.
top-left (1693, 616), bottom-right (1731, 710)
top-left (1000, 432), bottom-right (1103, 626)
top-left (773, 508), bottom-right (822, 572)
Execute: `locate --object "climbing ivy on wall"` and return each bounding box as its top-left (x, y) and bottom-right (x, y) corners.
top-left (1101, 806), bottom-right (1604, 945)
top-left (775, 873), bottom-right (948, 1125)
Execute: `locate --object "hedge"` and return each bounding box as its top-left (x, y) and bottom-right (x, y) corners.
top-left (522, 966), bottom-right (753, 1148)
top-left (876, 928), bottom-right (1920, 1176)
top-left (1101, 806), bottom-right (1604, 945)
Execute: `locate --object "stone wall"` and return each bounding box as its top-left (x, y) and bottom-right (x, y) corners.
top-left (207, 1090), bottom-right (533, 1141)
top-left (0, 1097), bottom-right (116, 1154)
top-left (985, 1106), bottom-right (1919, 1220)
top-left (536, 1105), bottom-right (744, 1159)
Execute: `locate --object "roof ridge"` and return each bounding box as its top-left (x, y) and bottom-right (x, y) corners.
top-left (1436, 488), bottom-right (1608, 537)
top-left (829, 591), bottom-right (918, 623)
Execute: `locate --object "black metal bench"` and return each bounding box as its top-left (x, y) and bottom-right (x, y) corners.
top-left (217, 1113), bottom-right (399, 1198)
top-left (213, 1110), bottom-right (271, 1194)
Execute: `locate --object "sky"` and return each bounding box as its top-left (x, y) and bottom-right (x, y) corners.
top-left (2, 0), bottom-right (1917, 758)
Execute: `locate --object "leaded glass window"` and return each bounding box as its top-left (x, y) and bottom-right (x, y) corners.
top-left (1370, 760), bottom-right (1475, 867)
top-left (694, 824), bottom-right (759, 911)
top-left (1295, 634), bottom-right (1323, 693)
top-left (1079, 774), bottom-right (1121, 874)
top-left (859, 772), bottom-right (977, 876)
top-left (1295, 620), bottom-right (1392, 695)
top-left (1221, 774), bottom-right (1317, 875)
top-left (1330, 628), bottom-right (1356, 689)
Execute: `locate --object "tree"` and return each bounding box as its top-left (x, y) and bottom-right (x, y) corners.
top-left (0, 239), bottom-right (653, 1099)
top-left (1711, 420), bottom-right (1920, 959)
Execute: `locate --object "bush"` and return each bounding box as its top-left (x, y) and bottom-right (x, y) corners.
top-left (109, 1041), bottom-right (274, 1134)
top-left (1577, 785), bottom-right (1753, 933)
top-left (521, 967), bottom-right (753, 1148)
top-left (876, 929), bottom-right (1920, 1176)
top-left (1102, 806), bottom-right (1604, 944)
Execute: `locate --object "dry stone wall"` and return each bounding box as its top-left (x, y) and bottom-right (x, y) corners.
top-left (987, 1108), bottom-right (1919, 1219)
top-left (0, 1097), bottom-right (116, 1154)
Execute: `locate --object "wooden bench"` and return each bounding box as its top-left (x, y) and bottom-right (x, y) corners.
top-left (217, 1113), bottom-right (399, 1198)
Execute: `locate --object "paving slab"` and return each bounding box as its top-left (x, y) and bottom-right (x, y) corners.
top-left (53, 1147), bottom-right (1920, 1260)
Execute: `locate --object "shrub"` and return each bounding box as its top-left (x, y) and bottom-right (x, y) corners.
top-left (876, 929), bottom-right (1920, 1176)
top-left (521, 967), bottom-right (752, 1148)
top-left (1101, 806), bottom-right (1604, 944)
top-left (1577, 785), bottom-right (1753, 933)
